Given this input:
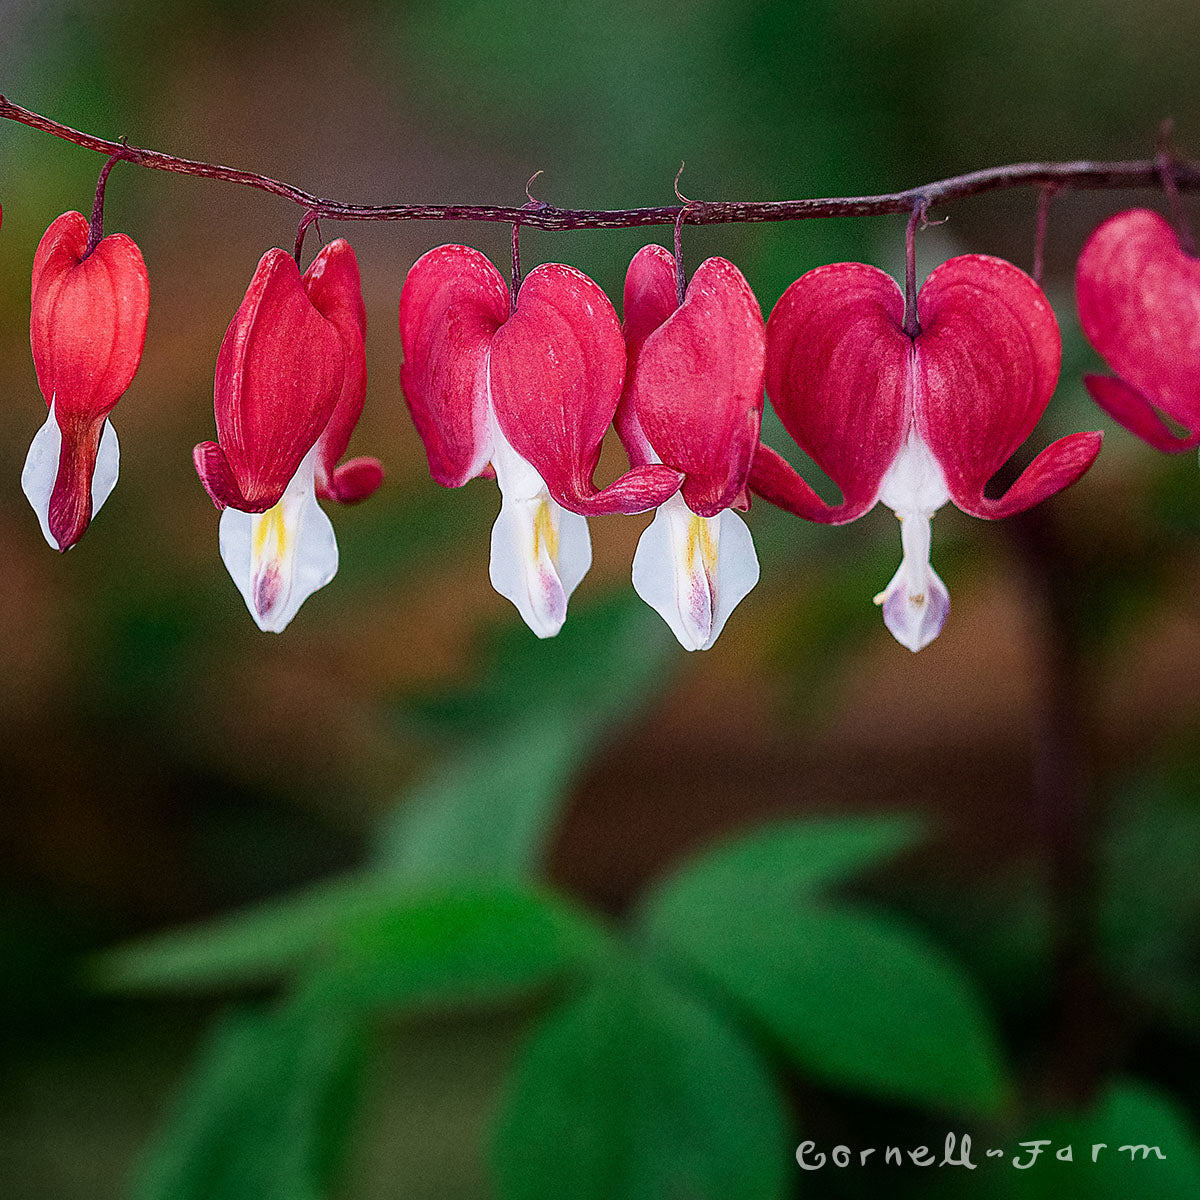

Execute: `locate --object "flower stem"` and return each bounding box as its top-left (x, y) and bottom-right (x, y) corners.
top-left (4, 95), bottom-right (1199, 231)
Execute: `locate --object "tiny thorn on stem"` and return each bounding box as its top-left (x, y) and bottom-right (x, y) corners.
top-left (673, 161), bottom-right (690, 205)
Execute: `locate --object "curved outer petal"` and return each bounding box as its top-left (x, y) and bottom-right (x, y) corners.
top-left (758, 262), bottom-right (909, 524)
top-left (1083, 372), bottom-right (1200, 452)
top-left (1076, 208), bottom-right (1200, 447)
top-left (915, 253), bottom-right (1099, 517)
top-left (303, 238), bottom-right (383, 504)
top-left (617, 243), bottom-right (679, 467)
top-left (195, 248), bottom-right (345, 513)
top-left (29, 211), bottom-right (148, 549)
top-left (955, 430), bottom-right (1104, 520)
top-left (398, 243), bottom-right (509, 487)
top-left (627, 255), bottom-right (765, 517)
top-left (488, 262), bottom-right (681, 515)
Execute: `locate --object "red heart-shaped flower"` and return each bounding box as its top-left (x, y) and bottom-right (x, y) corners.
top-left (399, 246), bottom-right (680, 514)
top-left (752, 254), bottom-right (1101, 523)
top-left (29, 210), bottom-right (149, 549)
top-left (1077, 208), bottom-right (1200, 451)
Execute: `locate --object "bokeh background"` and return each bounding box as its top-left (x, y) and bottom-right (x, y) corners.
top-left (3, 1), bottom-right (1200, 1197)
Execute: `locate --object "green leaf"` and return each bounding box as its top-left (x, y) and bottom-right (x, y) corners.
top-left (133, 1000), bottom-right (366, 1200)
top-left (1029, 1078), bottom-right (1200, 1199)
top-left (920, 1078), bottom-right (1200, 1200)
top-left (645, 894), bottom-right (1009, 1116)
top-left (492, 964), bottom-right (790, 1200)
top-left (641, 815), bottom-right (926, 928)
top-left (94, 883), bottom-right (604, 1005)
top-left (883, 861), bottom-right (1053, 1014)
top-left (309, 886), bottom-right (609, 1011)
top-left (91, 875), bottom-right (399, 992)
top-left (100, 593), bottom-right (673, 1001)
top-left (1098, 770), bottom-right (1200, 1037)
top-left (374, 714), bottom-right (587, 883)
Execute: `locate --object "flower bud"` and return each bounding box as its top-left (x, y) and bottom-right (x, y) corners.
top-left (23, 210), bottom-right (149, 550)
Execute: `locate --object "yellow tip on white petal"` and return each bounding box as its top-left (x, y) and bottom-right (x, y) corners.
top-left (490, 487), bottom-right (591, 639)
top-left (219, 447), bottom-right (338, 633)
top-left (633, 495), bottom-right (758, 651)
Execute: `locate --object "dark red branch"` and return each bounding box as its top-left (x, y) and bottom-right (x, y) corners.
top-left (3, 96), bottom-right (1200, 232)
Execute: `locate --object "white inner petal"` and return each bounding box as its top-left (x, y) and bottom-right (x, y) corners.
top-left (92, 417), bottom-right (120, 518)
top-left (632, 492), bottom-right (759, 652)
top-left (487, 412), bottom-right (591, 639)
top-left (218, 444), bottom-right (338, 633)
top-left (873, 432), bottom-right (951, 652)
top-left (878, 431), bottom-right (951, 516)
top-left (21, 398), bottom-right (120, 551)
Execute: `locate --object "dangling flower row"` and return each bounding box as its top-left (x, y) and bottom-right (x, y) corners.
top-left (17, 192), bottom-right (1200, 651)
top-left (400, 240), bottom-right (1106, 652)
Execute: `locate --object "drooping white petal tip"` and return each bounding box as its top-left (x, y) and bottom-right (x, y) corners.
top-left (632, 494), bottom-right (759, 651)
top-left (489, 490), bottom-right (591, 638)
top-left (873, 562), bottom-right (950, 653)
top-left (21, 400), bottom-right (119, 550)
top-left (486, 414), bottom-right (592, 639)
top-left (218, 446), bottom-right (338, 633)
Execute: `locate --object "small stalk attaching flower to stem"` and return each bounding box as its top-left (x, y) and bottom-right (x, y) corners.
top-left (84, 147), bottom-right (126, 259)
top-left (293, 209), bottom-right (321, 267)
top-left (1156, 120), bottom-right (1196, 257)
top-left (672, 162), bottom-right (694, 305)
top-left (1032, 184), bottom-right (1059, 286)
top-left (902, 198), bottom-right (929, 339)
top-left (510, 172), bottom-right (547, 308)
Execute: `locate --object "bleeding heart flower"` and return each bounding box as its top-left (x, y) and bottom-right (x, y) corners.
top-left (751, 254), bottom-right (1103, 651)
top-left (617, 244), bottom-right (765, 650)
top-left (1076, 208), bottom-right (1200, 452)
top-left (399, 244), bottom-right (681, 638)
top-left (23, 210), bottom-right (149, 550)
top-left (195, 239), bottom-right (381, 633)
